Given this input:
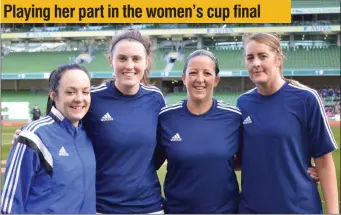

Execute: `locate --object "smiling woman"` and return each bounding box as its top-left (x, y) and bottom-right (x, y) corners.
top-left (181, 50), bottom-right (220, 115)
top-left (47, 64), bottom-right (91, 127)
top-left (82, 29), bottom-right (166, 214)
top-left (1, 64), bottom-right (96, 214)
top-left (108, 29), bottom-right (152, 94)
top-left (109, 40), bottom-right (148, 95)
top-left (155, 50), bottom-right (242, 213)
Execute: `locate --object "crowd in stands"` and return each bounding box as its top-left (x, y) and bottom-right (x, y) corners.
top-left (167, 86), bottom-right (341, 119)
top-left (319, 87), bottom-right (340, 117)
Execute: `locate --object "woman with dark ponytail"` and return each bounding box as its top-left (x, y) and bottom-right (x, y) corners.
top-left (11, 29), bottom-right (166, 214)
top-left (46, 69), bottom-right (57, 115)
top-left (1, 64), bottom-right (96, 214)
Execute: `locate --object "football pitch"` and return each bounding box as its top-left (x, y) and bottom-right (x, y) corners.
top-left (1, 126), bottom-right (340, 212)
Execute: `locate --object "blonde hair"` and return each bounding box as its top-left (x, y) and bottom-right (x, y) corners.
top-left (242, 33), bottom-right (299, 86)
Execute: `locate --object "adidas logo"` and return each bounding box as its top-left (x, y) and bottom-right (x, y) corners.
top-left (170, 133), bottom-right (182, 142)
top-left (243, 116), bottom-right (252, 124)
top-left (58, 146), bottom-right (69, 156)
top-left (101, 113), bottom-right (113, 121)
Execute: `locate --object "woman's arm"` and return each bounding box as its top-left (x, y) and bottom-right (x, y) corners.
top-left (306, 90), bottom-right (339, 214)
top-left (154, 143), bottom-right (167, 170)
top-left (1, 134), bottom-right (40, 214)
top-left (314, 152), bottom-right (339, 214)
top-left (154, 123), bottom-right (167, 170)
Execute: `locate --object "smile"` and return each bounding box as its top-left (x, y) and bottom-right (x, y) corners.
top-left (123, 72), bottom-right (137, 77)
top-left (194, 86), bottom-right (205, 90)
top-left (70, 106), bottom-right (85, 110)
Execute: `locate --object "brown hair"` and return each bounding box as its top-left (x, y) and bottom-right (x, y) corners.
top-left (109, 28), bottom-right (152, 84)
top-left (242, 33), bottom-right (298, 85)
top-left (183, 49), bottom-right (220, 75)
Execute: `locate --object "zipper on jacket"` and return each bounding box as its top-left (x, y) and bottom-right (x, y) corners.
top-left (73, 129), bottom-right (86, 212)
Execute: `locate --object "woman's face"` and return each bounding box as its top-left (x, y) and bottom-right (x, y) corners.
top-left (109, 40), bottom-right (148, 90)
top-left (50, 69), bottom-right (91, 126)
top-left (182, 55), bottom-right (220, 103)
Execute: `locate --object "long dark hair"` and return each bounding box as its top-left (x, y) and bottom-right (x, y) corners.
top-left (46, 64), bottom-right (89, 114)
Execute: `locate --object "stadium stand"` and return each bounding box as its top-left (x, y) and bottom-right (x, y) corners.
top-left (0, 3), bottom-right (340, 212)
top-left (292, 0), bottom-right (340, 8)
top-left (318, 88), bottom-right (341, 118)
top-left (2, 46), bottom-right (340, 73)
top-left (1, 0), bottom-right (340, 123)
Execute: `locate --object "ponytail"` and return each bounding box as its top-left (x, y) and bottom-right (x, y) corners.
top-left (46, 96), bottom-right (55, 115)
top-left (142, 73), bottom-right (149, 85)
top-left (283, 77), bottom-right (299, 86)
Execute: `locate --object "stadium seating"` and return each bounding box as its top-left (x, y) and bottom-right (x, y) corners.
top-left (165, 92), bottom-right (241, 106)
top-left (1, 91), bottom-right (241, 115)
top-left (292, 0), bottom-right (340, 8)
top-left (214, 92), bottom-right (241, 105)
top-left (165, 92), bottom-right (187, 104)
top-left (2, 51), bottom-right (111, 73)
top-left (2, 89), bottom-right (339, 120)
top-left (3, 46), bottom-right (340, 73)
top-left (147, 46), bottom-right (341, 71)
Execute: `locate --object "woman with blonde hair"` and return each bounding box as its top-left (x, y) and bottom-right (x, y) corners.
top-left (237, 32), bottom-right (339, 214)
